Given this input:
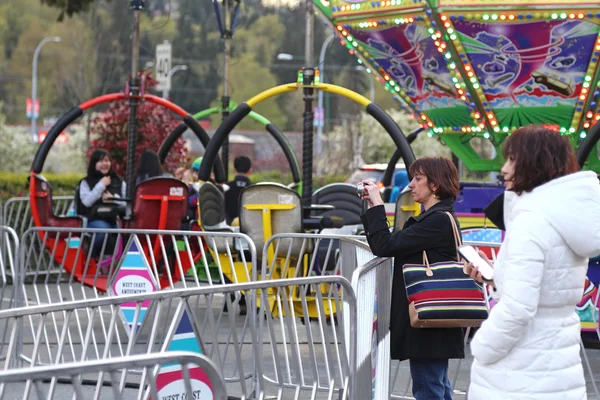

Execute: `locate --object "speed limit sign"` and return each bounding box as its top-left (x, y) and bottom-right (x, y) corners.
top-left (155, 41), bottom-right (172, 91)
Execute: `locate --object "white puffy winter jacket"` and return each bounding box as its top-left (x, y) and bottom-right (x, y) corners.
top-left (469, 171), bottom-right (600, 400)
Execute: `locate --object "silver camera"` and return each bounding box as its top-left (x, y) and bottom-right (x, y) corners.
top-left (356, 182), bottom-right (370, 195)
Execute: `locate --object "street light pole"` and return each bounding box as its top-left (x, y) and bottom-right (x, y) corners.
top-left (316, 33), bottom-right (335, 162)
top-left (162, 65), bottom-right (188, 99)
top-left (31, 36), bottom-right (60, 142)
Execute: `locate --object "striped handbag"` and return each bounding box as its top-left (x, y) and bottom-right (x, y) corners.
top-left (402, 212), bottom-right (489, 328)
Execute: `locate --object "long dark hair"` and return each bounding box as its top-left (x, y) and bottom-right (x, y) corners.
top-left (503, 126), bottom-right (579, 194)
top-left (85, 149), bottom-right (121, 192)
top-left (136, 150), bottom-right (164, 182)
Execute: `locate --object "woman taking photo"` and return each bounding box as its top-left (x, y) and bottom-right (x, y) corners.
top-left (467, 126), bottom-right (600, 399)
top-left (359, 156), bottom-right (464, 400)
top-left (77, 149), bottom-right (126, 258)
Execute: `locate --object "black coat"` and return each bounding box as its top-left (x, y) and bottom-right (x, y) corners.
top-left (361, 198), bottom-right (465, 361)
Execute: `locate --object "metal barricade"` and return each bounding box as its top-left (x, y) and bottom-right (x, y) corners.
top-left (0, 277), bottom-right (357, 400)
top-left (341, 238), bottom-right (393, 400)
top-left (3, 196), bottom-right (74, 239)
top-left (257, 233), bottom-right (366, 397)
top-left (17, 227), bottom-right (256, 306)
top-left (261, 233), bottom-right (366, 280)
top-left (0, 351), bottom-right (227, 400)
top-left (0, 226), bottom-right (18, 363)
top-left (0, 201), bottom-right (3, 226)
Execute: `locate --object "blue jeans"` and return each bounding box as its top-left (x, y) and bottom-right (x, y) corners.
top-left (87, 219), bottom-right (116, 257)
top-left (409, 358), bottom-right (452, 400)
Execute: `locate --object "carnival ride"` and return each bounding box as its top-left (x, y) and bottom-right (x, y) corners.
top-left (313, 0), bottom-right (600, 337)
top-left (27, 0), bottom-right (600, 325)
top-left (28, 92), bottom-right (226, 292)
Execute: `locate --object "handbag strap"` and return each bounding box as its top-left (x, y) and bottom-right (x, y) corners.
top-left (444, 211), bottom-right (462, 260)
top-left (420, 211), bottom-right (462, 276)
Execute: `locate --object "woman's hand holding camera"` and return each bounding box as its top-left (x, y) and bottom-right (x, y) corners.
top-left (464, 250), bottom-right (496, 288)
top-left (357, 180), bottom-right (384, 208)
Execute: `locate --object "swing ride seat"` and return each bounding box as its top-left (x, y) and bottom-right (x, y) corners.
top-left (126, 177), bottom-right (190, 288)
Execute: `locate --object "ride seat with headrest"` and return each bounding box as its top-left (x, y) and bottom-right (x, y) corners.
top-left (312, 183), bottom-right (363, 234)
top-left (128, 177), bottom-right (188, 231)
top-left (394, 187), bottom-right (419, 232)
top-left (32, 174), bottom-right (83, 232)
top-left (239, 182), bottom-right (307, 261)
top-left (197, 181), bottom-right (235, 253)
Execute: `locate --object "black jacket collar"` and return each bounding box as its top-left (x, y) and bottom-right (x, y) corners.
top-left (412, 197), bottom-right (455, 222)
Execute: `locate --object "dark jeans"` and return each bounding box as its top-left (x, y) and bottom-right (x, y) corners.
top-left (88, 219), bottom-right (116, 258)
top-left (409, 358), bottom-right (452, 400)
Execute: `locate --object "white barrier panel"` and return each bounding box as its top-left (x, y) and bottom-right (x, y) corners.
top-left (17, 227), bottom-right (256, 306)
top-left (0, 226), bottom-right (18, 363)
top-left (259, 233), bottom-right (365, 398)
top-left (0, 351), bottom-right (228, 400)
top-left (339, 238), bottom-right (393, 400)
top-left (3, 196), bottom-right (74, 239)
top-left (0, 276), bottom-right (358, 400)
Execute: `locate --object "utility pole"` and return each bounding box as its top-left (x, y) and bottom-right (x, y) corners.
top-left (31, 36), bottom-right (60, 142)
top-left (125, 0), bottom-right (143, 217)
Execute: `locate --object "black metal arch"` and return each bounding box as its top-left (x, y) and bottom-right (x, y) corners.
top-left (156, 115), bottom-right (226, 182)
top-left (198, 102), bottom-right (416, 183)
top-left (159, 118), bottom-right (301, 184)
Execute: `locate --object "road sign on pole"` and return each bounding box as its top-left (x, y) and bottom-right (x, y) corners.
top-left (155, 41), bottom-right (172, 91)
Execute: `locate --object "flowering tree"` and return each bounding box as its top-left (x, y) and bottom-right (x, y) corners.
top-left (88, 72), bottom-right (188, 177)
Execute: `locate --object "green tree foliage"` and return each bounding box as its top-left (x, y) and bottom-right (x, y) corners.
top-left (211, 14), bottom-right (288, 130)
top-left (0, 104), bottom-right (37, 173)
top-left (39, 0), bottom-right (98, 21)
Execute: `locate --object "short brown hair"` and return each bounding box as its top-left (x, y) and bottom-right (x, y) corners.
top-left (409, 156), bottom-right (460, 200)
top-left (502, 125), bottom-right (579, 194)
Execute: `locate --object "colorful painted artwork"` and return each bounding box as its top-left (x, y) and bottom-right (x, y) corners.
top-left (347, 23), bottom-right (475, 127)
top-left (577, 278), bottom-right (600, 333)
top-left (452, 19), bottom-right (600, 128)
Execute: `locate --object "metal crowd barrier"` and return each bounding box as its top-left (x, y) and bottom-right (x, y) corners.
top-left (17, 227), bottom-right (256, 307)
top-left (0, 201), bottom-right (3, 226)
top-left (257, 233), bottom-right (366, 397)
top-left (0, 351), bottom-right (227, 400)
top-left (0, 226), bottom-right (18, 364)
top-left (0, 276), bottom-right (358, 399)
top-left (3, 196), bottom-right (74, 239)
top-left (342, 238), bottom-right (393, 400)
top-left (261, 232), bottom-right (366, 279)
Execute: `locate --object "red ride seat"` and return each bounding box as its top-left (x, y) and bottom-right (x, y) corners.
top-left (31, 173), bottom-right (83, 232)
top-left (29, 173), bottom-right (112, 291)
top-left (126, 177), bottom-right (189, 288)
top-left (127, 177), bottom-right (188, 231)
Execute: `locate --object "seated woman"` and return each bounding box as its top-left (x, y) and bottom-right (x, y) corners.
top-left (135, 150), bottom-right (171, 185)
top-left (77, 149), bottom-right (126, 258)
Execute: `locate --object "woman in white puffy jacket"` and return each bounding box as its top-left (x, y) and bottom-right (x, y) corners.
top-left (466, 126), bottom-right (600, 400)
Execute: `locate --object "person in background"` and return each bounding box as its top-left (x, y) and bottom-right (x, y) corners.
top-left (76, 149), bottom-right (126, 258)
top-left (225, 156), bottom-right (252, 225)
top-left (135, 150), bottom-right (171, 185)
top-left (466, 125), bottom-right (600, 400)
top-left (175, 157), bottom-right (203, 223)
top-left (359, 156), bottom-right (464, 400)
top-left (390, 170), bottom-right (410, 203)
